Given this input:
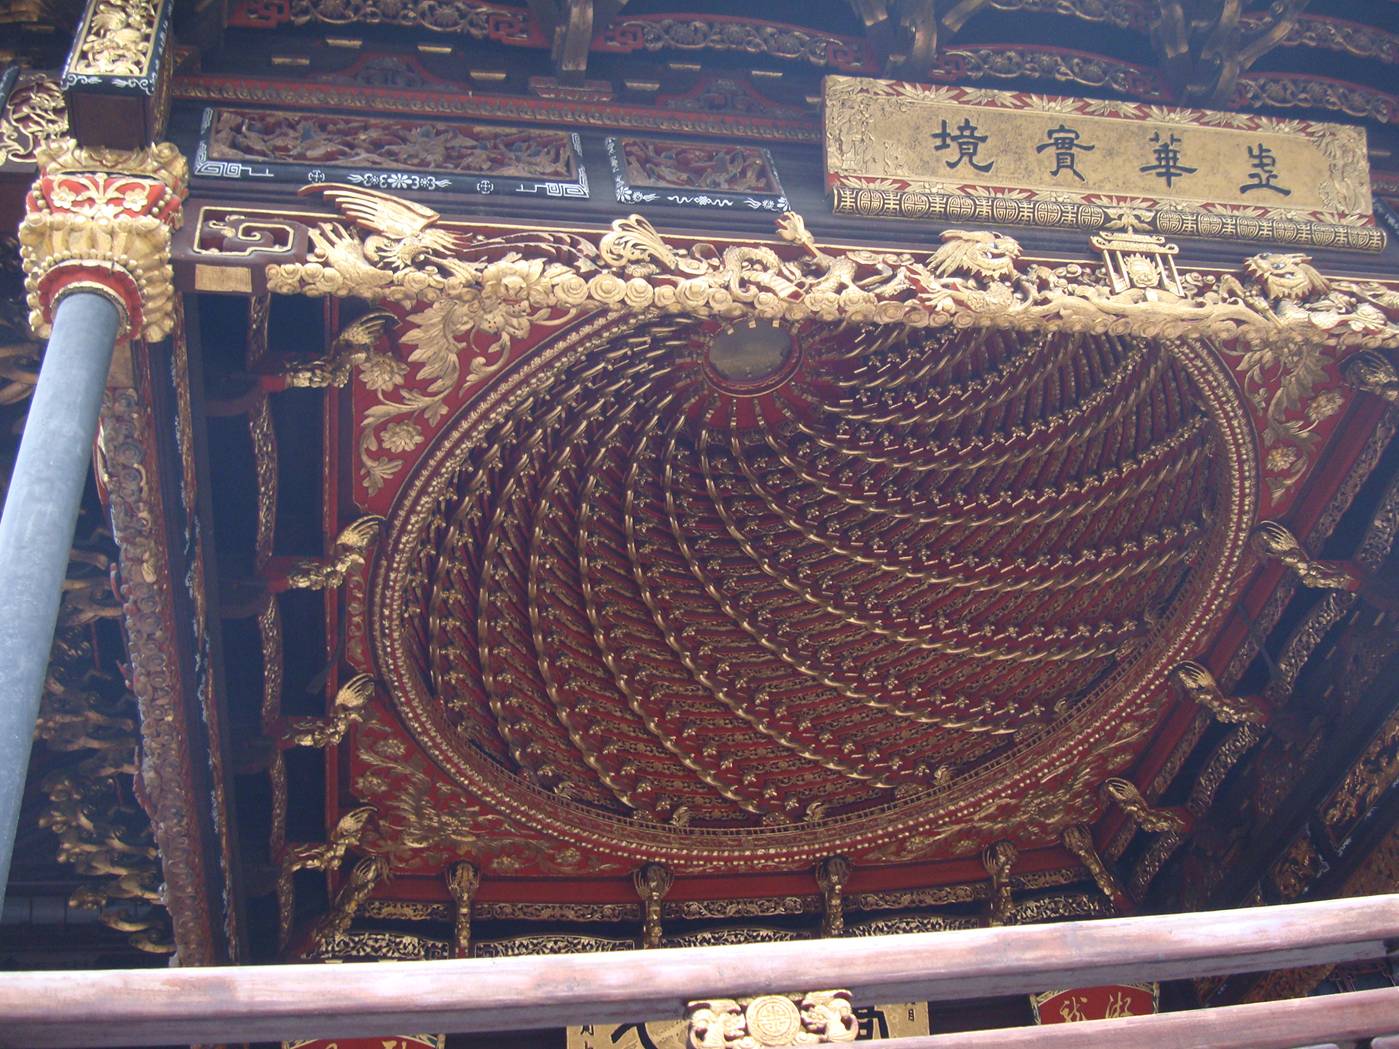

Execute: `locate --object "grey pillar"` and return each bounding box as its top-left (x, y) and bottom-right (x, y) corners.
top-left (0, 291), bottom-right (120, 909)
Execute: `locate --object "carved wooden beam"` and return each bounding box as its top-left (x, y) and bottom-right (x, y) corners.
top-left (554, 0), bottom-right (594, 85)
top-left (528, 0), bottom-right (618, 86)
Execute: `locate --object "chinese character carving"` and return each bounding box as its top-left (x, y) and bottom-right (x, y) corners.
top-left (1139, 131), bottom-right (1196, 188)
top-left (1240, 143), bottom-right (1292, 196)
top-left (931, 118), bottom-right (993, 173)
top-left (1035, 124), bottom-right (1094, 181)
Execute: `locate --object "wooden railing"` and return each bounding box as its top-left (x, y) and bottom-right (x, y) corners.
top-left (0, 895), bottom-right (1397, 1047)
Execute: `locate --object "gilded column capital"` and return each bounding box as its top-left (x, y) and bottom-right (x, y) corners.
top-left (18, 137), bottom-right (187, 343)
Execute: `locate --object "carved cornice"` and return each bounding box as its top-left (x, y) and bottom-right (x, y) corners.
top-left (1235, 74), bottom-right (1397, 125)
top-left (19, 138), bottom-right (187, 342)
top-left (261, 190), bottom-right (1399, 359)
top-left (173, 74), bottom-right (819, 143)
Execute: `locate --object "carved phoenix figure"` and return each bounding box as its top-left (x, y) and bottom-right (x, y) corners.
top-left (294, 183), bottom-right (477, 292)
top-left (303, 183), bottom-right (470, 270)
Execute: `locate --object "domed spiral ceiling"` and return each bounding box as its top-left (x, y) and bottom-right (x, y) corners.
top-left (374, 315), bottom-right (1230, 865)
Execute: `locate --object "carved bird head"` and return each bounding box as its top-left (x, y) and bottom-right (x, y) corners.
top-left (332, 310), bottom-right (397, 355)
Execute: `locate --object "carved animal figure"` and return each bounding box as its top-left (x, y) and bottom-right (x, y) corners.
top-left (688, 1000), bottom-right (746, 1049)
top-left (276, 805), bottom-right (376, 947)
top-left (1342, 351), bottom-right (1399, 404)
top-left (930, 230), bottom-right (1022, 280)
top-left (799, 991), bottom-right (858, 1042)
top-left (1242, 253), bottom-right (1329, 302)
top-left (1172, 660), bottom-right (1267, 725)
top-left (281, 673), bottom-right (376, 747)
top-left (279, 310), bottom-right (398, 389)
top-left (304, 184), bottom-right (469, 270)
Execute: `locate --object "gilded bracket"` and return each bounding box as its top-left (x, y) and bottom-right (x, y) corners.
top-left (446, 860), bottom-right (480, 958)
top-left (1251, 521), bottom-right (1360, 592)
top-left (311, 853), bottom-right (390, 952)
top-left (283, 515), bottom-right (385, 591)
top-left (1060, 823), bottom-right (1128, 913)
top-left (1171, 661), bottom-right (1268, 726)
top-left (1342, 350), bottom-right (1399, 405)
top-left (981, 839), bottom-right (1017, 926)
top-left (266, 309), bottom-right (398, 390)
top-left (633, 861), bottom-right (673, 948)
top-left (276, 805), bottom-right (375, 950)
top-left (279, 673), bottom-right (375, 748)
top-left (1101, 778), bottom-right (1190, 834)
top-left (815, 856), bottom-right (851, 938)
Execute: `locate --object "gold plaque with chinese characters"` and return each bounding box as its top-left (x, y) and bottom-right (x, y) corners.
top-left (825, 77), bottom-right (1381, 251)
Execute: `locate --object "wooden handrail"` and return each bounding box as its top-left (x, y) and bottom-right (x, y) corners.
top-left (878, 988), bottom-right (1399, 1048)
top-left (0, 894), bottom-right (1396, 1047)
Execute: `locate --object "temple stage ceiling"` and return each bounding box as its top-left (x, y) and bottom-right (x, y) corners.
top-left (347, 293), bottom-right (1260, 880)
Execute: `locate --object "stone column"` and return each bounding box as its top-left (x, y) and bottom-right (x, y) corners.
top-left (0, 134), bottom-right (187, 909)
top-left (0, 290), bottom-right (120, 901)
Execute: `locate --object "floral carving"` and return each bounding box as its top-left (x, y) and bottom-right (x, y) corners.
top-left (69, 0), bottom-right (162, 79)
top-left (0, 76), bottom-right (68, 167)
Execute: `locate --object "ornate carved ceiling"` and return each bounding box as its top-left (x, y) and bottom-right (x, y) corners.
top-left (163, 195), bottom-right (1382, 929)
top-left (352, 294), bottom-right (1257, 879)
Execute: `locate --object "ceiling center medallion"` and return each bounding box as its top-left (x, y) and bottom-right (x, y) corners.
top-left (703, 319), bottom-right (801, 395)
